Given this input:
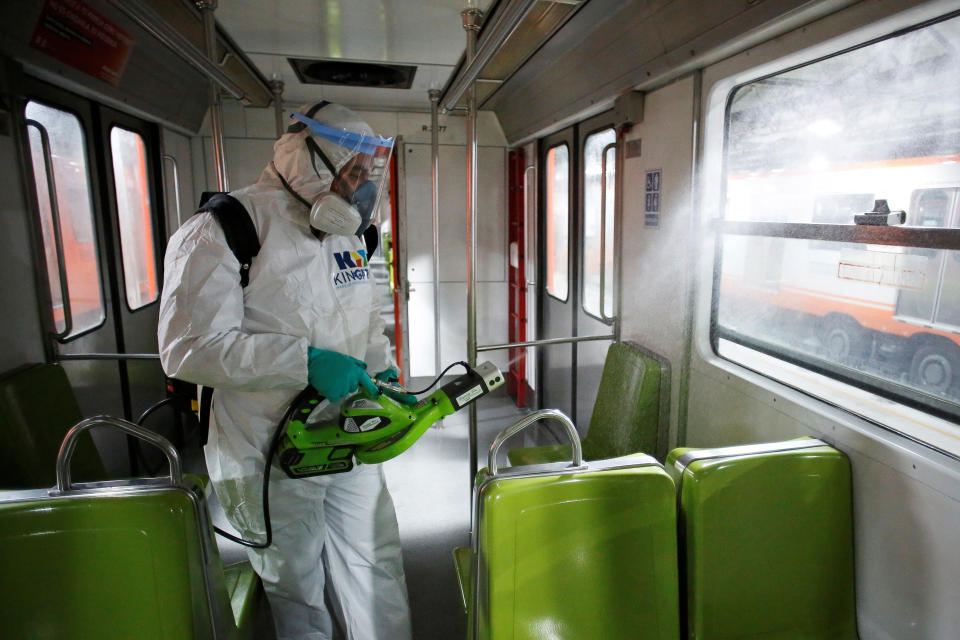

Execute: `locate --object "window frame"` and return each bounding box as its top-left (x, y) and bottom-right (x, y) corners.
top-left (709, 10), bottom-right (960, 429)
top-left (108, 124), bottom-right (160, 313)
top-left (544, 142), bottom-right (571, 303)
top-left (23, 98), bottom-right (107, 343)
top-left (580, 126), bottom-right (617, 324)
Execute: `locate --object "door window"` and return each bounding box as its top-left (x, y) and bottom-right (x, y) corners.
top-left (110, 126), bottom-right (158, 310)
top-left (582, 129), bottom-right (616, 319)
top-left (546, 144), bottom-right (570, 300)
top-left (25, 100), bottom-right (105, 338)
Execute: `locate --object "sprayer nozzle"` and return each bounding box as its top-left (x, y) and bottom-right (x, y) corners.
top-left (375, 380), bottom-right (407, 395)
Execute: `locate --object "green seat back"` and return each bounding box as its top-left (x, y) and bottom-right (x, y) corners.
top-left (474, 457), bottom-right (680, 640)
top-left (0, 364), bottom-right (105, 488)
top-left (0, 485), bottom-right (222, 639)
top-left (583, 341), bottom-right (666, 460)
top-left (667, 440), bottom-right (859, 639)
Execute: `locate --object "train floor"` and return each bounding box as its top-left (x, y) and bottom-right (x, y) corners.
top-left (204, 378), bottom-right (533, 639)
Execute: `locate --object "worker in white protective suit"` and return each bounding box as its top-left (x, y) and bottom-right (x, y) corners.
top-left (158, 102), bottom-right (412, 640)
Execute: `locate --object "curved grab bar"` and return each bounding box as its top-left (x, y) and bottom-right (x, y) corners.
top-left (599, 142), bottom-right (617, 323)
top-left (487, 409), bottom-right (582, 476)
top-left (57, 416), bottom-right (182, 491)
top-left (26, 119), bottom-right (73, 340)
top-left (162, 154), bottom-right (183, 227)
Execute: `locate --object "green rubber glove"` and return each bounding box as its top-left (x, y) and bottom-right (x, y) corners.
top-left (374, 367), bottom-right (418, 405)
top-left (307, 347), bottom-right (377, 401)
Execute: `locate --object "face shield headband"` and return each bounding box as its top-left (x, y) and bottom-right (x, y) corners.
top-left (290, 111), bottom-right (395, 234)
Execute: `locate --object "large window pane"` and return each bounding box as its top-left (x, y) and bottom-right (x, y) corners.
top-left (110, 127), bottom-right (158, 310)
top-left (546, 144), bottom-right (569, 300)
top-left (25, 101), bottom-right (104, 337)
top-left (716, 15), bottom-right (960, 422)
top-left (582, 129), bottom-right (616, 319)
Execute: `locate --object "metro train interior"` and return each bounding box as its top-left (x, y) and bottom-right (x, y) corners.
top-left (1, 0), bottom-right (959, 638)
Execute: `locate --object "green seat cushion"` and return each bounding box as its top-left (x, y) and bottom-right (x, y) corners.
top-left (583, 342), bottom-right (661, 460)
top-left (0, 363), bottom-right (105, 488)
top-left (672, 441), bottom-right (858, 639)
top-left (508, 342), bottom-right (665, 466)
top-left (452, 546), bottom-right (472, 614)
top-left (0, 490), bottom-right (209, 639)
top-left (477, 462), bottom-right (679, 640)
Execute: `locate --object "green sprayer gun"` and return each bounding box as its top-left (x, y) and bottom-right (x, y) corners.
top-left (277, 361), bottom-right (504, 478)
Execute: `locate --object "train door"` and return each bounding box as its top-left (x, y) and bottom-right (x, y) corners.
top-left (19, 77), bottom-right (164, 474)
top-left (96, 105), bottom-right (165, 443)
top-left (538, 113), bottom-right (618, 428)
top-left (538, 127), bottom-right (576, 420)
top-left (575, 115), bottom-right (617, 428)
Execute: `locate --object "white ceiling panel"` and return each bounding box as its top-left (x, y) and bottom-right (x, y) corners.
top-left (216, 0), bottom-right (494, 110)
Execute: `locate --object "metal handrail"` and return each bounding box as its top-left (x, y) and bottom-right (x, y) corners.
top-left (57, 416), bottom-right (182, 491)
top-left (26, 119), bottom-right (73, 340)
top-left (599, 142), bottom-right (617, 322)
top-left (57, 353), bottom-right (161, 361)
top-left (441, 0), bottom-right (540, 111)
top-left (717, 220), bottom-right (960, 249)
top-left (478, 333), bottom-right (615, 352)
top-left (162, 154), bottom-right (183, 227)
top-left (105, 0), bottom-right (245, 100)
top-left (487, 409), bottom-right (582, 475)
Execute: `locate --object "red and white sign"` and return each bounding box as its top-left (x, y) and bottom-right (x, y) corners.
top-left (30, 0), bottom-right (134, 87)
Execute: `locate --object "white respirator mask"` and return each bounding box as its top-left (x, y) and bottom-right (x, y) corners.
top-left (310, 193), bottom-right (363, 236)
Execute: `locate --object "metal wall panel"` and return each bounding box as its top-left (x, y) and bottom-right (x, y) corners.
top-left (487, 0), bottom-right (852, 144)
top-left (0, 0), bottom-right (209, 133)
top-left (0, 64), bottom-right (46, 372)
top-left (403, 143), bottom-right (507, 376)
top-left (685, 3), bottom-right (960, 639)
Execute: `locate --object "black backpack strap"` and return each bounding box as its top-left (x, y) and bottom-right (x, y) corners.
top-left (198, 386), bottom-right (214, 446)
top-left (197, 193), bottom-right (261, 287)
top-left (363, 224), bottom-right (379, 258)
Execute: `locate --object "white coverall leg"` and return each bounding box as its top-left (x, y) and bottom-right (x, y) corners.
top-left (248, 465), bottom-right (409, 640)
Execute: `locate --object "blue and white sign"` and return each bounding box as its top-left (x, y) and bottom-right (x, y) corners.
top-left (645, 169), bottom-right (661, 228)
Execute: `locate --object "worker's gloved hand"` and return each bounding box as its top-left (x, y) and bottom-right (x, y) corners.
top-left (374, 367), bottom-right (418, 405)
top-left (307, 347), bottom-right (377, 401)
top-left (375, 367), bottom-right (400, 383)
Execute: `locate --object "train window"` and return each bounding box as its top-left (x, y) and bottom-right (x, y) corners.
top-left (546, 144), bottom-right (569, 301)
top-left (713, 14), bottom-right (960, 433)
top-left (582, 128), bottom-right (616, 320)
top-left (110, 127), bottom-right (158, 310)
top-left (24, 100), bottom-right (105, 338)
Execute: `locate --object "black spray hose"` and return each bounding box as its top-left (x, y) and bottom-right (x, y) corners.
top-left (213, 386), bottom-right (317, 549)
top-left (402, 361), bottom-right (470, 395)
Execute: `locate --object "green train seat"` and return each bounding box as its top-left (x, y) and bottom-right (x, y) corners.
top-left (0, 363), bottom-right (106, 488)
top-left (667, 438), bottom-right (859, 639)
top-left (507, 341), bottom-right (669, 465)
top-left (0, 416), bottom-right (264, 640)
top-left (456, 410), bottom-right (680, 640)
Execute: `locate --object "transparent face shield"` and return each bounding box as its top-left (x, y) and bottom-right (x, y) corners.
top-left (290, 112), bottom-right (394, 234)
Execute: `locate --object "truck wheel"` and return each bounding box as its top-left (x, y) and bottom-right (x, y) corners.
top-left (821, 316), bottom-right (871, 363)
top-left (909, 345), bottom-right (958, 395)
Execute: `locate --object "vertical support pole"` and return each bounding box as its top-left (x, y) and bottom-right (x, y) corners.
top-left (462, 6), bottom-right (483, 495)
top-left (429, 89), bottom-right (442, 377)
top-left (197, 0), bottom-right (228, 192)
top-left (270, 78), bottom-right (286, 139)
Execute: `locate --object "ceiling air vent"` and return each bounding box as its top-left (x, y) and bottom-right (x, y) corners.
top-left (288, 58), bottom-right (417, 89)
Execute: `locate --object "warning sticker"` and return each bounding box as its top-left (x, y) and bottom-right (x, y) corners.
top-left (30, 0), bottom-right (134, 87)
top-left (456, 385), bottom-right (483, 407)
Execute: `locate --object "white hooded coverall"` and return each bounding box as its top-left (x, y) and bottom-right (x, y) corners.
top-left (158, 104), bottom-right (411, 640)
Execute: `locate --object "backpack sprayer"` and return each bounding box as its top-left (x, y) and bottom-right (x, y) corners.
top-left (212, 360), bottom-right (504, 549)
